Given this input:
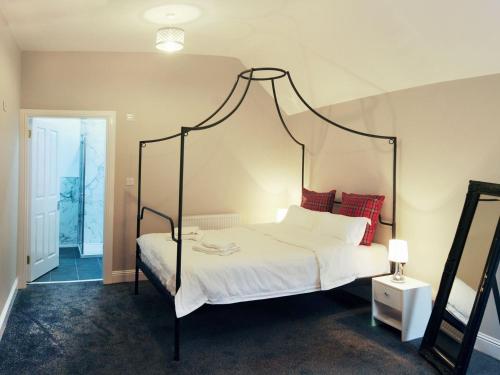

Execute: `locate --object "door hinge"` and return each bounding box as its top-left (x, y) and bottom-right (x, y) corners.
top-left (27, 255), bottom-right (30, 265)
top-left (28, 130), bottom-right (32, 138)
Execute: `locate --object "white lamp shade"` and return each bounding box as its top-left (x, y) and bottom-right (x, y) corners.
top-left (388, 239), bottom-right (408, 263)
top-left (156, 27), bottom-right (184, 52)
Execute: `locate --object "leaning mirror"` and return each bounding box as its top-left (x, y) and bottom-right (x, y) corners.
top-left (420, 181), bottom-right (500, 374)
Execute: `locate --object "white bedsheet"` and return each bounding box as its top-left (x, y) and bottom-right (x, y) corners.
top-left (351, 243), bottom-right (389, 278)
top-left (137, 223), bottom-right (388, 318)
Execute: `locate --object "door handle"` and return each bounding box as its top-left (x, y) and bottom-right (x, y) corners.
top-left (57, 200), bottom-right (61, 211)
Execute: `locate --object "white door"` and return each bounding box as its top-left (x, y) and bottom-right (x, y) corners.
top-left (29, 118), bottom-right (60, 281)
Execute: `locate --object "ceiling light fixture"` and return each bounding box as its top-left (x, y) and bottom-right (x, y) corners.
top-left (144, 4), bottom-right (201, 25)
top-left (156, 27), bottom-right (185, 53)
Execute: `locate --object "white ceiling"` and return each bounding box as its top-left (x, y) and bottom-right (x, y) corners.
top-left (2, 0), bottom-right (500, 115)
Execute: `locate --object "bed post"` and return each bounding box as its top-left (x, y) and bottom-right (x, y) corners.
top-left (301, 144), bottom-right (305, 190)
top-left (135, 141), bottom-right (144, 295)
top-left (174, 127), bottom-right (187, 361)
top-left (390, 137), bottom-right (397, 274)
top-left (391, 137), bottom-right (397, 239)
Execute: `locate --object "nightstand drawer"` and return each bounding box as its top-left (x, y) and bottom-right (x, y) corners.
top-left (373, 282), bottom-right (402, 310)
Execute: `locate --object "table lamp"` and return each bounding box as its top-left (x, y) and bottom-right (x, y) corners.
top-left (388, 239), bottom-right (408, 283)
top-left (275, 208), bottom-right (288, 223)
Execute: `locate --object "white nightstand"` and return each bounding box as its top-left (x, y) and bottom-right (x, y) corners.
top-left (372, 275), bottom-right (432, 342)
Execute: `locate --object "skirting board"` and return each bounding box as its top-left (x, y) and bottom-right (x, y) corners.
top-left (476, 331), bottom-right (500, 361)
top-left (111, 269), bottom-right (147, 284)
top-left (431, 295), bottom-right (500, 361)
top-left (0, 278), bottom-right (18, 341)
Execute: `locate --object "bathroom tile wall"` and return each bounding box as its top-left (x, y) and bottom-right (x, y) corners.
top-left (59, 177), bottom-right (80, 245)
top-left (81, 118), bottom-right (106, 254)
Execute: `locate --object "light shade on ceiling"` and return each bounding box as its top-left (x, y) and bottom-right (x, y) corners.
top-left (156, 27), bottom-right (184, 52)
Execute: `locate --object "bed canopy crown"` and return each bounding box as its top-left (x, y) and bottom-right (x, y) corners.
top-left (137, 66), bottom-right (397, 238)
top-left (135, 67), bottom-right (397, 361)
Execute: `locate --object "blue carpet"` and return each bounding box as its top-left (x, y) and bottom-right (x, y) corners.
top-left (0, 282), bottom-right (497, 374)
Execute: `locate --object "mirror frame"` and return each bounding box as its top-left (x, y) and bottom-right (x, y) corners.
top-left (419, 181), bottom-right (500, 374)
top-left (419, 180), bottom-right (500, 374)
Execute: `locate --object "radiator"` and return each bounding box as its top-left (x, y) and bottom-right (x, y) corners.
top-left (182, 213), bottom-right (240, 230)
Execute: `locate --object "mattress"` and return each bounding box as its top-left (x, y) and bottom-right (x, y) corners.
top-left (137, 224), bottom-right (389, 317)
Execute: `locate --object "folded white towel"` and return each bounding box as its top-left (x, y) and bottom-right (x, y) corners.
top-left (193, 244), bottom-right (240, 256)
top-left (201, 233), bottom-right (237, 251)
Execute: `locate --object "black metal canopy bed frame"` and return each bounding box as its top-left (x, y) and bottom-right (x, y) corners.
top-left (135, 67), bottom-right (398, 361)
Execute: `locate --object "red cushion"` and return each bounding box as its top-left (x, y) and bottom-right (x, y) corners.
top-left (301, 188), bottom-right (336, 212)
top-left (338, 193), bottom-right (385, 246)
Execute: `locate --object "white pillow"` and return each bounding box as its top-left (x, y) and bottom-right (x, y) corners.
top-left (313, 212), bottom-right (371, 245)
top-left (281, 205), bottom-right (317, 231)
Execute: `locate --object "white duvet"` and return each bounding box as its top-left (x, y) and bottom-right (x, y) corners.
top-left (137, 223), bottom-right (359, 318)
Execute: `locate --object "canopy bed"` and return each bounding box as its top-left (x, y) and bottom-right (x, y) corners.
top-left (135, 67), bottom-right (398, 360)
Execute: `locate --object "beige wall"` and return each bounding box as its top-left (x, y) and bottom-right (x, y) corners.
top-left (22, 52), bottom-right (300, 272)
top-left (286, 74), bottom-right (500, 290)
top-left (0, 16), bottom-right (20, 313)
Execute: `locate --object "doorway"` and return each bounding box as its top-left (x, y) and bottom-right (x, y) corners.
top-left (19, 110), bottom-right (115, 285)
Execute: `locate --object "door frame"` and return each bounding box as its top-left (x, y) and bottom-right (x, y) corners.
top-left (18, 109), bottom-right (116, 286)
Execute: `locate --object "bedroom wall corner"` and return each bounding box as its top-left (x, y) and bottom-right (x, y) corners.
top-left (287, 74), bottom-right (500, 291)
top-left (0, 12), bottom-right (20, 329)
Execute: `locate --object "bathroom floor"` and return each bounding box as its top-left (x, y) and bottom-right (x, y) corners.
top-left (33, 247), bottom-right (102, 282)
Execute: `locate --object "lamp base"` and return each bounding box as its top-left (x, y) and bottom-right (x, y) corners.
top-left (391, 274), bottom-right (406, 283)
top-left (390, 262), bottom-right (406, 283)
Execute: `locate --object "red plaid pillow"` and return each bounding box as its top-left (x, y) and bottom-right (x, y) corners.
top-left (301, 188), bottom-right (336, 212)
top-left (338, 193), bottom-right (385, 246)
